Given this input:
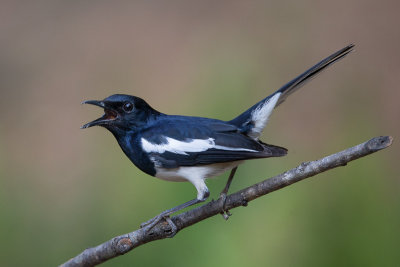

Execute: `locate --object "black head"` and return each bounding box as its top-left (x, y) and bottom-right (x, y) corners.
top-left (81, 94), bottom-right (161, 132)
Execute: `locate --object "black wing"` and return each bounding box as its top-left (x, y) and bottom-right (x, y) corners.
top-left (140, 116), bottom-right (287, 168)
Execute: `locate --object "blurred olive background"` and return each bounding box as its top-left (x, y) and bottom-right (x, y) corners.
top-left (1, 1), bottom-right (399, 266)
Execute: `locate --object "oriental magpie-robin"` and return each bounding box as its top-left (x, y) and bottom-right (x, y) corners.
top-left (82, 44), bottom-right (354, 234)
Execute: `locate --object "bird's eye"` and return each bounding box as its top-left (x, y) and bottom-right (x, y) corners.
top-left (123, 102), bottom-right (134, 113)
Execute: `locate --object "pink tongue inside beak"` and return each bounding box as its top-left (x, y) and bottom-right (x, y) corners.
top-left (81, 106), bottom-right (118, 129)
top-left (104, 109), bottom-right (117, 120)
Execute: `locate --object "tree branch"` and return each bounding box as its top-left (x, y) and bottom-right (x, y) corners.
top-left (61, 136), bottom-right (393, 267)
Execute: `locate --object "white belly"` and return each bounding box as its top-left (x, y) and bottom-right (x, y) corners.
top-left (155, 161), bottom-right (244, 182)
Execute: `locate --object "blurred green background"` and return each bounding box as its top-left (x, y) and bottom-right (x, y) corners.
top-left (1, 1), bottom-right (399, 266)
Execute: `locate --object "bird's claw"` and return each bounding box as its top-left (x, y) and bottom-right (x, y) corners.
top-left (165, 217), bottom-right (177, 238)
top-left (140, 213), bottom-right (178, 237)
top-left (219, 193), bottom-right (232, 220)
top-left (140, 216), bottom-right (159, 229)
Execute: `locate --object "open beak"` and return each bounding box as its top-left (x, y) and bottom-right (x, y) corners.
top-left (81, 100), bottom-right (118, 129)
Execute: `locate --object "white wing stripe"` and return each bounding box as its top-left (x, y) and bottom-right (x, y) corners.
top-left (213, 144), bottom-right (257, 152)
top-left (141, 137), bottom-right (257, 155)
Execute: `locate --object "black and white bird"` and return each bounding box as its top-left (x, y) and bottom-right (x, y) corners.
top-left (82, 44), bottom-right (354, 232)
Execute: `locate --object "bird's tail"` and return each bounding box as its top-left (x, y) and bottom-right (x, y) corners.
top-left (228, 44), bottom-right (354, 139)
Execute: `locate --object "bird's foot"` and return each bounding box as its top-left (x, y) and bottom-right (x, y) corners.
top-left (219, 192), bottom-right (232, 220)
top-left (140, 214), bottom-right (161, 229)
top-left (140, 198), bottom-right (201, 237)
top-left (140, 212), bottom-right (177, 237)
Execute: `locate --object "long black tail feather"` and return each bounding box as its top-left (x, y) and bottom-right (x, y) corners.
top-left (229, 44), bottom-right (354, 131)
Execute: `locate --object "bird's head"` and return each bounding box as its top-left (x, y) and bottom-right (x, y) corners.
top-left (81, 94), bottom-right (160, 133)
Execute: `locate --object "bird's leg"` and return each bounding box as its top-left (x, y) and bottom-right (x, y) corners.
top-left (140, 198), bottom-right (205, 236)
top-left (141, 177), bottom-right (209, 237)
top-left (219, 167), bottom-right (238, 219)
